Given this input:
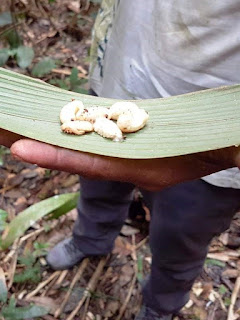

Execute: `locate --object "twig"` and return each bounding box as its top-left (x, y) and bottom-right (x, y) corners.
top-left (40, 269), bottom-right (62, 297)
top-left (115, 235), bottom-right (138, 320)
top-left (82, 296), bottom-right (91, 320)
top-left (207, 302), bottom-right (218, 320)
top-left (52, 68), bottom-right (87, 79)
top-left (25, 271), bottom-right (61, 300)
top-left (19, 227), bottom-right (45, 244)
top-left (55, 269), bottom-right (69, 286)
top-left (99, 266), bottom-right (112, 286)
top-left (116, 274), bottom-right (137, 320)
top-left (3, 238), bottom-right (19, 264)
top-left (54, 259), bottom-right (89, 318)
top-left (207, 252), bottom-right (239, 262)
top-left (131, 235), bottom-right (138, 274)
top-left (3, 228), bottom-right (45, 264)
top-left (135, 236), bottom-right (149, 251)
top-left (77, 65), bottom-right (88, 75)
top-left (7, 239), bottom-right (19, 289)
top-left (212, 290), bottom-right (227, 312)
top-left (66, 257), bottom-right (108, 320)
top-left (227, 276), bottom-right (240, 320)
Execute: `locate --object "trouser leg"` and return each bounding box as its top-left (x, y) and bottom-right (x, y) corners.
top-left (73, 177), bottom-right (135, 255)
top-left (143, 179), bottom-right (240, 315)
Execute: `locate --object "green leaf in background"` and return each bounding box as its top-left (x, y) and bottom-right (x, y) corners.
top-left (73, 87), bottom-right (89, 94)
top-left (205, 258), bottom-right (226, 268)
top-left (224, 297), bottom-right (231, 307)
top-left (0, 49), bottom-right (10, 67)
top-left (14, 254), bottom-right (41, 284)
top-left (0, 12), bottom-right (12, 27)
top-left (49, 78), bottom-right (69, 90)
top-left (137, 255), bottom-right (144, 282)
top-left (70, 67), bottom-right (80, 86)
top-left (0, 209), bottom-right (8, 232)
top-left (33, 241), bottom-right (49, 257)
top-left (0, 146), bottom-right (10, 166)
top-left (32, 57), bottom-right (56, 77)
top-left (0, 267), bottom-right (8, 303)
top-left (47, 192), bottom-right (79, 219)
top-left (69, 67), bottom-right (88, 92)
top-left (1, 296), bottom-right (49, 320)
top-left (0, 280), bottom-right (7, 303)
top-left (218, 284), bottom-right (228, 295)
top-left (0, 192), bottom-right (79, 250)
top-left (4, 30), bottom-right (22, 49)
top-left (16, 46), bottom-right (34, 69)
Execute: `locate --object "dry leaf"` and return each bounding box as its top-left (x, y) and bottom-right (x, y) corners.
top-left (112, 236), bottom-right (132, 256)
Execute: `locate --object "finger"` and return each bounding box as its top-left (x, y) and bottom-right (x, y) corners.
top-left (10, 139), bottom-right (240, 191)
top-left (11, 139), bottom-right (134, 180)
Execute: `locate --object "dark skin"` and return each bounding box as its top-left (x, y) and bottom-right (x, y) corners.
top-left (1, 128), bottom-right (240, 191)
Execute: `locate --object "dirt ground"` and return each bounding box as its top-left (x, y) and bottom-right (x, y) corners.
top-left (0, 1), bottom-right (240, 319)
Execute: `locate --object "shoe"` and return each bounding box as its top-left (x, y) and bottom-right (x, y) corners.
top-left (46, 238), bottom-right (87, 270)
top-left (135, 305), bottom-right (172, 320)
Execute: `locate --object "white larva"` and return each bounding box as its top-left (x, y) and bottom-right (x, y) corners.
top-left (108, 101), bottom-right (139, 120)
top-left (61, 120), bottom-right (93, 135)
top-left (76, 106), bottom-right (109, 123)
top-left (117, 109), bottom-right (149, 133)
top-left (93, 118), bottom-right (123, 142)
top-left (60, 100), bottom-right (84, 124)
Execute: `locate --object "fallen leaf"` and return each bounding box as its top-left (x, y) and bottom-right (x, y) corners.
top-left (104, 301), bottom-right (120, 317)
top-left (120, 225), bottom-right (139, 237)
top-left (112, 236), bottom-right (132, 256)
top-left (28, 296), bottom-right (59, 314)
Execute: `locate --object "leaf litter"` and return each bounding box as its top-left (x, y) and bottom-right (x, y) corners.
top-left (0, 0), bottom-right (240, 319)
top-left (1, 151), bottom-right (240, 319)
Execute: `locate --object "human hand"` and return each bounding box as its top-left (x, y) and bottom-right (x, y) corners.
top-left (0, 129), bottom-right (23, 148)
top-left (10, 139), bottom-right (240, 190)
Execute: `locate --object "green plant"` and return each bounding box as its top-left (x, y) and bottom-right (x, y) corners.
top-left (205, 258), bottom-right (226, 268)
top-left (0, 192), bottom-right (79, 249)
top-left (0, 12), bottom-right (34, 69)
top-left (0, 146), bottom-right (10, 166)
top-left (50, 67), bottom-right (88, 94)
top-left (218, 284), bottom-right (228, 295)
top-left (0, 296), bottom-right (49, 320)
top-left (0, 209), bottom-right (8, 232)
top-left (31, 57), bottom-right (56, 78)
top-left (33, 241), bottom-right (49, 257)
top-left (13, 254), bottom-right (41, 284)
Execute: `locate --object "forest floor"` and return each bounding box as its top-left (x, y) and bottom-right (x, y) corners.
top-left (0, 1), bottom-right (240, 319)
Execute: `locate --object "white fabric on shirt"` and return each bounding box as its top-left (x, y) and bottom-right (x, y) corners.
top-left (89, 0), bottom-right (240, 188)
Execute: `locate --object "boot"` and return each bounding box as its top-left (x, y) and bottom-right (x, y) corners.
top-left (46, 237), bottom-right (87, 270)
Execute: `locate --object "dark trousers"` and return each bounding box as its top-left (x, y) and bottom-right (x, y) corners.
top-left (73, 178), bottom-right (240, 314)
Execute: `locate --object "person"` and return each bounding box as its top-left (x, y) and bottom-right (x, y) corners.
top-left (2, 1), bottom-right (240, 319)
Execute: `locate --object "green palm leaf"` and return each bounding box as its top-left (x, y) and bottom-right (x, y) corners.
top-left (0, 67), bottom-right (239, 159)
